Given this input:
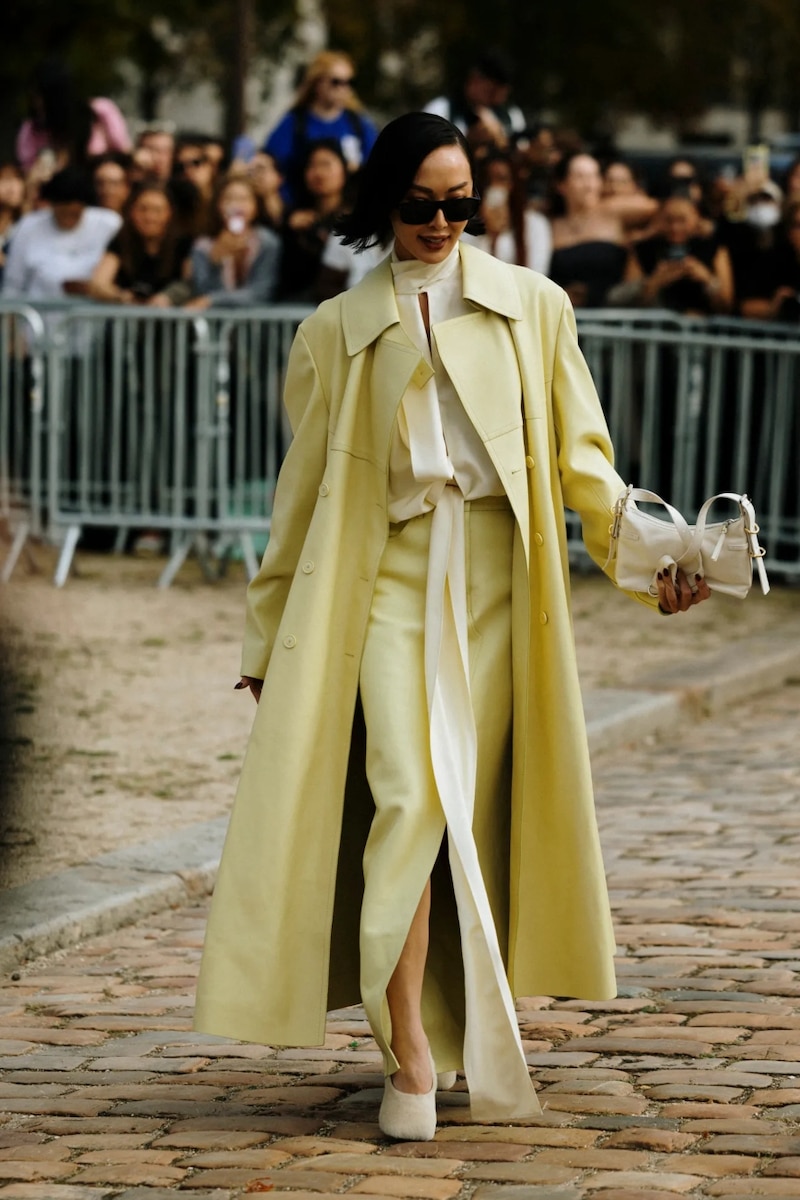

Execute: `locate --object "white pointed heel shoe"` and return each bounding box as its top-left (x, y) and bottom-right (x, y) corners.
top-left (436, 1070), bottom-right (457, 1090)
top-left (379, 1049), bottom-right (437, 1141)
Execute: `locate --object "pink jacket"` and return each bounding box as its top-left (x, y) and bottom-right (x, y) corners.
top-left (16, 98), bottom-right (132, 170)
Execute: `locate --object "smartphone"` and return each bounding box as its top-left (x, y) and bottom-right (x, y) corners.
top-left (484, 185), bottom-right (509, 210)
top-left (226, 213), bottom-right (246, 235)
top-left (743, 143), bottom-right (770, 182)
top-left (666, 244), bottom-right (688, 261)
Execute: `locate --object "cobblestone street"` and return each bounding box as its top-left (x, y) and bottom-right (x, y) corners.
top-left (0, 679), bottom-right (798, 1198)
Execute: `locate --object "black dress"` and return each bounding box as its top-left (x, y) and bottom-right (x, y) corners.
top-left (548, 241), bottom-right (628, 308)
top-left (106, 231), bottom-right (192, 300)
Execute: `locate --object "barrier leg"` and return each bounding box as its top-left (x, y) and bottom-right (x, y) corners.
top-left (240, 533), bottom-right (259, 581)
top-left (1, 521), bottom-right (31, 584)
top-left (53, 525), bottom-right (81, 588)
top-left (158, 534), bottom-right (192, 589)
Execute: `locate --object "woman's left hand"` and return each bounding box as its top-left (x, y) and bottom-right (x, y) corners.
top-left (657, 566), bottom-right (712, 614)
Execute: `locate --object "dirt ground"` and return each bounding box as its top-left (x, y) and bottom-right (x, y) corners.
top-left (0, 544), bottom-right (796, 890)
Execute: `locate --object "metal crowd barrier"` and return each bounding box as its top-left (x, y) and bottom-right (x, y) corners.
top-left (575, 318), bottom-right (800, 578)
top-left (0, 300), bottom-right (798, 585)
top-left (0, 304), bottom-right (48, 582)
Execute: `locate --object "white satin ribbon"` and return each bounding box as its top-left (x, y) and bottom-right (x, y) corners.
top-left (390, 246), bottom-right (540, 1119)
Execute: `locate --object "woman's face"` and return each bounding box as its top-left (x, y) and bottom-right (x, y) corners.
top-left (560, 154), bottom-right (602, 210)
top-left (391, 145), bottom-right (473, 264)
top-left (0, 169), bottom-right (24, 211)
top-left (603, 162), bottom-right (636, 197)
top-left (130, 190), bottom-right (172, 240)
top-left (304, 149), bottom-right (346, 199)
top-left (248, 153), bottom-right (281, 197)
top-left (94, 163), bottom-right (130, 213)
top-left (219, 181), bottom-right (257, 227)
top-left (314, 59), bottom-right (355, 109)
top-left (662, 197), bottom-right (699, 244)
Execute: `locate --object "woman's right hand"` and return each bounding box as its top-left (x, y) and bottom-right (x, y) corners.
top-left (210, 228), bottom-right (249, 262)
top-left (235, 676), bottom-right (263, 702)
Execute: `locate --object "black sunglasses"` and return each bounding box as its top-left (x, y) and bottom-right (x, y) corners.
top-left (177, 156), bottom-right (207, 171)
top-left (397, 195), bottom-right (481, 225)
top-left (329, 76), bottom-right (355, 88)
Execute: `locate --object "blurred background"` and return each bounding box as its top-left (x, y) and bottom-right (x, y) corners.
top-left (4, 0), bottom-right (800, 158)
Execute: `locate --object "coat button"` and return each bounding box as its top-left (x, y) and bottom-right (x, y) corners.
top-left (318, 483), bottom-right (330, 497)
top-left (283, 634), bottom-right (297, 648)
top-left (539, 611), bottom-right (549, 625)
top-left (525, 455), bottom-right (535, 469)
top-left (534, 532), bottom-right (544, 546)
top-left (301, 561), bottom-right (314, 574)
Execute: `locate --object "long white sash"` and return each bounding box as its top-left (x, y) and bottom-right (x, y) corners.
top-left (424, 487), bottom-right (540, 1119)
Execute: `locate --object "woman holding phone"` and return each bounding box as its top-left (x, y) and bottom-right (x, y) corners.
top-left (185, 175), bottom-right (281, 309)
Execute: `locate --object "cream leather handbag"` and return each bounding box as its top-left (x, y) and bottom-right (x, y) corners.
top-left (605, 487), bottom-right (770, 600)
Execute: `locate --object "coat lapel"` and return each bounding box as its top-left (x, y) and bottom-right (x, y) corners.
top-left (339, 243), bottom-right (532, 550)
top-left (433, 311), bottom-right (530, 562)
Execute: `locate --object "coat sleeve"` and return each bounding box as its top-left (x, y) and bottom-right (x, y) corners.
top-left (241, 325), bottom-right (331, 677)
top-left (550, 293), bottom-right (658, 609)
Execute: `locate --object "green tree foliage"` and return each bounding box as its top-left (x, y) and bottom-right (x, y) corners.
top-left (3, 0), bottom-right (800, 160)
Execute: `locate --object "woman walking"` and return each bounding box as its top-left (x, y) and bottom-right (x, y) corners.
top-left (194, 112), bottom-right (707, 1140)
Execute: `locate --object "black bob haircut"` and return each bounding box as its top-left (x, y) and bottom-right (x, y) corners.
top-left (335, 111), bottom-right (477, 251)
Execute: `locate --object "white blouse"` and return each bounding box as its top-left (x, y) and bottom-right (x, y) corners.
top-left (387, 243), bottom-right (504, 521)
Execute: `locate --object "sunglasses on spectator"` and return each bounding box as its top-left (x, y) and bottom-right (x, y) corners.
top-left (177, 156), bottom-right (208, 170)
top-left (329, 76), bottom-right (355, 88)
top-left (397, 196), bottom-right (481, 224)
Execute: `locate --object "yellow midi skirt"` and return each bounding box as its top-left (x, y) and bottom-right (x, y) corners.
top-left (358, 496), bottom-right (539, 1119)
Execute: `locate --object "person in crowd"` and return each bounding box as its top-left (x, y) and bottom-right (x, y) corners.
top-left (626, 193), bottom-right (733, 315)
top-left (194, 110), bottom-right (709, 1148)
top-left (246, 152), bottom-right (285, 230)
top-left (760, 200), bottom-right (800, 322)
top-left (134, 127), bottom-right (176, 183)
top-left (663, 157), bottom-right (706, 210)
top-left (315, 230), bottom-right (387, 300)
top-left (92, 153), bottom-right (133, 215)
top-left (173, 137), bottom-right (220, 236)
top-left (16, 60), bottom-right (131, 172)
top-left (264, 51), bottom-right (378, 205)
top-left (2, 167), bottom-right (120, 301)
top-left (517, 122), bottom-right (560, 209)
top-left (278, 139), bottom-right (350, 301)
top-left (88, 183), bottom-right (191, 306)
top-left (185, 174), bottom-right (281, 308)
top-left (0, 165), bottom-right (26, 283)
top-left (547, 151), bottom-right (628, 307)
top-left (782, 157), bottom-right (800, 207)
top-left (602, 157), bottom-right (638, 200)
top-left (465, 149), bottom-right (551, 274)
top-left (425, 50), bottom-right (526, 156)
top-left (720, 179), bottom-right (785, 319)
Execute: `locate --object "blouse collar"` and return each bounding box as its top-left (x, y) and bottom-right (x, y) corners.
top-left (390, 241), bottom-right (461, 295)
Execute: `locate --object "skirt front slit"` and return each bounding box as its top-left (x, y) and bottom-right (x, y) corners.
top-left (358, 497), bottom-right (541, 1120)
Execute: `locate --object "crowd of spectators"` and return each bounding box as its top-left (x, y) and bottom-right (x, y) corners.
top-left (4, 52), bottom-right (800, 323)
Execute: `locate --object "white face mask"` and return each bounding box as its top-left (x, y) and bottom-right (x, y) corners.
top-left (747, 202), bottom-right (781, 229)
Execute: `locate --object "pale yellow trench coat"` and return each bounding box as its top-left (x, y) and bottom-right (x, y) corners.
top-left (194, 242), bottom-right (656, 1048)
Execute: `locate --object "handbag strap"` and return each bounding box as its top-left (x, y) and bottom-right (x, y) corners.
top-left (687, 492), bottom-right (769, 595)
top-left (620, 487), bottom-right (694, 547)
